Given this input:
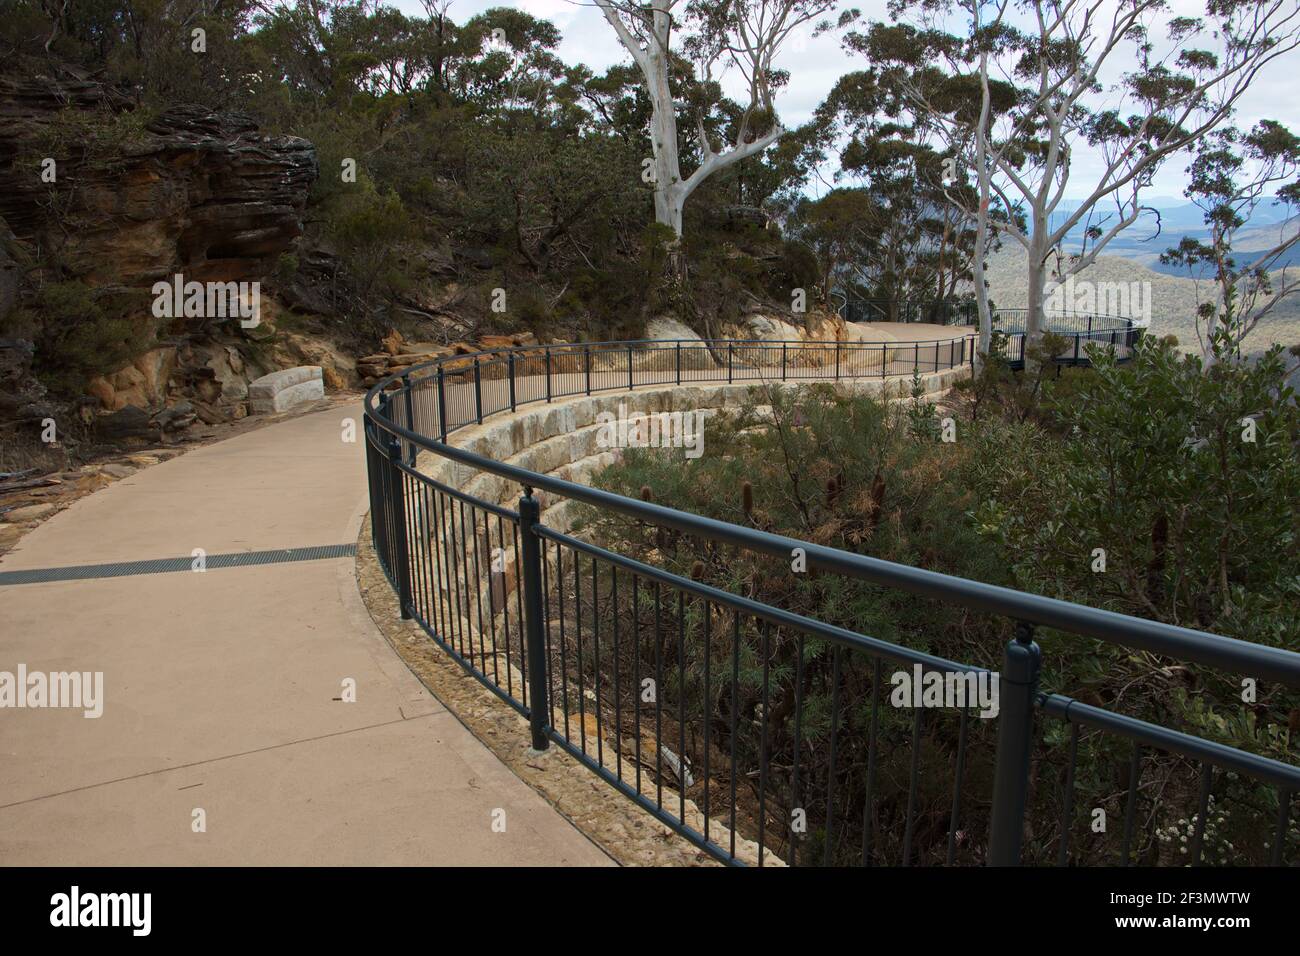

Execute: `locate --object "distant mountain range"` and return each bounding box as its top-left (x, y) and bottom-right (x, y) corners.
top-left (980, 245), bottom-right (1300, 356)
top-left (1046, 197), bottom-right (1300, 276)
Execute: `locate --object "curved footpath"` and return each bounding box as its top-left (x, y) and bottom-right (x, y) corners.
top-left (0, 402), bottom-right (612, 865)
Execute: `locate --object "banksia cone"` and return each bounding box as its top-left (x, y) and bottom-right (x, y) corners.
top-left (826, 476), bottom-right (839, 509)
top-left (690, 560), bottom-right (705, 581)
top-left (640, 485), bottom-right (653, 502)
top-left (741, 481), bottom-right (753, 519)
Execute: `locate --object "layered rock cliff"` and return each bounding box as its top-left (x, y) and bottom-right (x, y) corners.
top-left (0, 67), bottom-right (331, 437)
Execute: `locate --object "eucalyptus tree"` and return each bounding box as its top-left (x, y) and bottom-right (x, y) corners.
top-left (815, 68), bottom-right (988, 314)
top-left (592, 0), bottom-right (840, 238)
top-left (856, 0), bottom-right (1300, 351)
top-left (1161, 120), bottom-right (1300, 362)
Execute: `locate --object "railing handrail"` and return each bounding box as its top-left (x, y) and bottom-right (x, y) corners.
top-left (364, 336), bottom-right (1300, 689)
top-left (397, 334), bottom-right (975, 370)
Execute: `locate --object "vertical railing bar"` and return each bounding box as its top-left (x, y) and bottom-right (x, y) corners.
top-left (413, 482), bottom-right (434, 625)
top-left (467, 503), bottom-right (489, 677)
top-left (517, 492), bottom-right (548, 749)
top-left (496, 514), bottom-right (514, 701)
top-left (790, 634), bottom-right (806, 868)
top-left (654, 581), bottom-right (664, 810)
top-left (556, 543), bottom-right (572, 742)
top-left (508, 351), bottom-right (516, 413)
top-left (385, 437), bottom-right (412, 620)
top-left (823, 644), bottom-right (842, 868)
top-left (758, 620), bottom-right (771, 866)
top-left (575, 549), bottom-right (587, 755)
top-left (1121, 743), bottom-right (1142, 865)
top-left (677, 590), bottom-right (687, 825)
top-left (452, 494), bottom-right (473, 658)
top-left (1190, 762), bottom-right (1213, 866)
top-left (612, 565), bottom-right (622, 783)
top-left (902, 705), bottom-right (923, 866)
top-left (444, 486), bottom-right (465, 658)
top-left (729, 611), bottom-right (740, 860)
top-left (474, 357), bottom-right (483, 424)
top-left (633, 572), bottom-right (643, 798)
top-left (592, 557), bottom-right (604, 769)
top-left (479, 509), bottom-right (499, 685)
top-left (401, 469), bottom-right (422, 621)
top-left (458, 499), bottom-right (475, 663)
top-left (1056, 722), bottom-right (1081, 866)
top-left (511, 521), bottom-right (528, 707)
top-left (946, 707), bottom-right (971, 866)
top-left (862, 656), bottom-right (881, 867)
top-left (429, 486), bottom-right (448, 644)
top-left (541, 538), bottom-right (554, 727)
top-left (1271, 787), bottom-right (1291, 867)
top-left (702, 598), bottom-right (712, 841)
top-left (437, 366), bottom-right (448, 440)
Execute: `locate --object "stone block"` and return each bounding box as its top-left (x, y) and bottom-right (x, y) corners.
top-left (248, 366), bottom-right (324, 414)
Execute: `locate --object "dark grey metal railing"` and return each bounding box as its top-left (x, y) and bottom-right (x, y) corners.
top-left (837, 300), bottom-right (1144, 368)
top-left (363, 336), bottom-right (1299, 867)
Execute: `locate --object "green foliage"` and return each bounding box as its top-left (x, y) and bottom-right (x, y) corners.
top-left (977, 336), bottom-right (1300, 645)
top-left (23, 281), bottom-right (154, 396)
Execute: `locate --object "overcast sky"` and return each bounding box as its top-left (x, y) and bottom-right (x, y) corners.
top-left (388, 0), bottom-right (1300, 203)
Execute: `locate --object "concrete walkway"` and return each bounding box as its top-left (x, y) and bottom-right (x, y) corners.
top-left (0, 402), bottom-right (611, 865)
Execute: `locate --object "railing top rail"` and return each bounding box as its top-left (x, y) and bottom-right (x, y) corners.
top-left (391, 335), bottom-right (976, 371)
top-left (363, 334), bottom-right (1298, 689)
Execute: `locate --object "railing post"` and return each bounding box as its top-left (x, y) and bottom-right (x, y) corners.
top-left (676, 341), bottom-right (681, 384)
top-left (473, 357), bottom-right (483, 423)
top-left (585, 345), bottom-right (591, 395)
top-left (782, 341), bottom-right (787, 380)
top-left (518, 491), bottom-right (550, 752)
top-left (508, 351), bottom-right (516, 412)
top-left (627, 345), bottom-right (634, 390)
top-left (385, 436), bottom-right (413, 620)
top-left (989, 621), bottom-right (1041, 865)
top-left (436, 366), bottom-right (448, 441)
top-left (728, 344), bottom-right (733, 383)
top-left (913, 343), bottom-right (919, 374)
top-left (545, 348), bottom-right (552, 403)
top-left (834, 341), bottom-right (841, 380)
top-left (401, 373), bottom-right (414, 463)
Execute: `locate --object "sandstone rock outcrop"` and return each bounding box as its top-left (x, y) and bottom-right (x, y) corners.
top-left (0, 68), bottom-right (338, 432)
top-left (0, 75), bottom-right (317, 286)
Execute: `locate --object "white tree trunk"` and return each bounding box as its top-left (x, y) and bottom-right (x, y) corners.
top-left (594, 0), bottom-right (786, 239)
